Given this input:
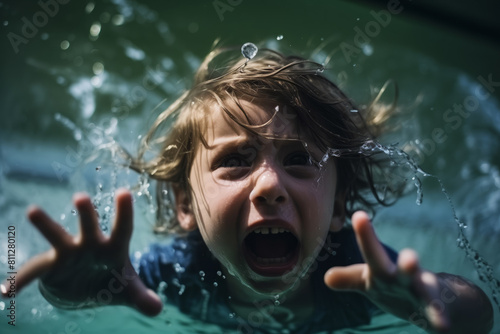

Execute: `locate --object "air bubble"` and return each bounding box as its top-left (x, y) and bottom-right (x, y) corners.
top-left (276, 35), bottom-right (284, 41)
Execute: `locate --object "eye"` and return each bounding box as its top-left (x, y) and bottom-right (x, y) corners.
top-left (217, 154), bottom-right (250, 168)
top-left (284, 152), bottom-right (313, 166)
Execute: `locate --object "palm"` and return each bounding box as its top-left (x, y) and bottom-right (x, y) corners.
top-left (2, 189), bottom-right (162, 316)
top-left (324, 211), bottom-right (449, 332)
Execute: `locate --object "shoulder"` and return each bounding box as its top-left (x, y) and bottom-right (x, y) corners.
top-left (325, 227), bottom-right (398, 265)
top-left (137, 231), bottom-right (232, 320)
top-left (303, 227), bottom-right (398, 331)
top-left (137, 231), bottom-right (210, 291)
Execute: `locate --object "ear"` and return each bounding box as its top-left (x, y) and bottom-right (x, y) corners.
top-left (330, 195), bottom-right (346, 232)
top-left (173, 184), bottom-right (197, 231)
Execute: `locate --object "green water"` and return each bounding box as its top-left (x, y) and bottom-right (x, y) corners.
top-left (1, 0), bottom-right (499, 333)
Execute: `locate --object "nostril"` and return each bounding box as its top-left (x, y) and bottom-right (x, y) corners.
top-left (256, 196), bottom-right (267, 203)
top-left (275, 195), bottom-right (285, 203)
top-left (256, 195), bottom-right (285, 204)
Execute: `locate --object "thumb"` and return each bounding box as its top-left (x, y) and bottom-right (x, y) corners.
top-left (126, 277), bottom-right (163, 316)
top-left (324, 263), bottom-right (367, 292)
top-left (119, 260), bottom-right (163, 316)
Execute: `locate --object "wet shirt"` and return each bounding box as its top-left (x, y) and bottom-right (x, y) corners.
top-left (138, 228), bottom-right (398, 334)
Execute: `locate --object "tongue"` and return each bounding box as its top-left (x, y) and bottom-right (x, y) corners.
top-left (247, 234), bottom-right (290, 258)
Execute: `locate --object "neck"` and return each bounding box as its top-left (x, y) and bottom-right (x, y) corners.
top-left (222, 268), bottom-right (314, 325)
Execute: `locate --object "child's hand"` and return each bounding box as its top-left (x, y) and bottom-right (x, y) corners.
top-left (324, 211), bottom-right (493, 334)
top-left (1, 189), bottom-right (162, 316)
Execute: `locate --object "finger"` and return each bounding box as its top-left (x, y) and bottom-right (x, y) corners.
top-left (397, 248), bottom-right (420, 277)
top-left (121, 261), bottom-right (163, 316)
top-left (420, 272), bottom-right (450, 332)
top-left (1, 250), bottom-right (55, 297)
top-left (351, 211), bottom-right (396, 277)
top-left (28, 206), bottom-right (73, 249)
top-left (110, 189), bottom-right (134, 248)
top-left (74, 192), bottom-right (102, 244)
top-left (398, 250), bottom-right (450, 331)
top-left (324, 264), bottom-right (366, 291)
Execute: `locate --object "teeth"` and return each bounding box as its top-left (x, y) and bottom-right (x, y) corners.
top-left (253, 227), bottom-right (290, 235)
top-left (255, 256), bottom-right (289, 264)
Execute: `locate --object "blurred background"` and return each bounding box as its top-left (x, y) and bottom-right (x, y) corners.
top-left (1, 0), bottom-right (499, 333)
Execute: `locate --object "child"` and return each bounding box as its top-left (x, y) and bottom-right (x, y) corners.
top-left (2, 44), bottom-right (494, 333)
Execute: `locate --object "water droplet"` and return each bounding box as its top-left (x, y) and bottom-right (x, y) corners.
top-left (216, 270), bottom-right (222, 276)
top-left (361, 44), bottom-right (373, 56)
top-left (241, 42), bottom-right (258, 60)
top-left (85, 2), bottom-right (95, 14)
top-left (213, 282), bottom-right (218, 287)
top-left (60, 214), bottom-right (66, 221)
top-left (276, 35), bottom-right (284, 41)
top-left (112, 14), bottom-right (124, 26)
top-left (96, 166), bottom-right (101, 171)
top-left (60, 40), bottom-right (70, 50)
top-left (229, 312), bottom-right (235, 319)
top-left (91, 75), bottom-right (102, 88)
top-left (90, 22), bottom-right (101, 39)
top-left (92, 62), bottom-right (104, 75)
top-left (173, 263), bottom-right (185, 273)
top-left (71, 209), bottom-right (77, 215)
top-left (350, 109), bottom-right (358, 113)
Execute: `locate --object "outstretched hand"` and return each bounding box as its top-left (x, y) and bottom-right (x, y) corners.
top-left (324, 211), bottom-right (450, 332)
top-left (1, 189), bottom-right (162, 316)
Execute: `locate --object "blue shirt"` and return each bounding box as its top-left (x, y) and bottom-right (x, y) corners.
top-left (138, 228), bottom-right (398, 333)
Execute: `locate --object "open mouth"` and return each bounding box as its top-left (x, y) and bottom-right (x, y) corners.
top-left (243, 227), bottom-right (300, 276)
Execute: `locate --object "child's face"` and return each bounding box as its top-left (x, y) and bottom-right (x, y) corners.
top-left (183, 100), bottom-right (342, 295)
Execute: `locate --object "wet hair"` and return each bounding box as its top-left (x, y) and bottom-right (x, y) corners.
top-left (128, 45), bottom-right (402, 233)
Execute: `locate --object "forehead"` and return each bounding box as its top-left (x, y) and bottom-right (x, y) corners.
top-left (205, 99), bottom-right (301, 143)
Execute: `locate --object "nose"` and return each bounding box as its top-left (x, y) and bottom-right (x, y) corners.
top-left (249, 166), bottom-right (288, 205)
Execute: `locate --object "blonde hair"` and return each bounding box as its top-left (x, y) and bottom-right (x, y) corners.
top-left (128, 45), bottom-right (401, 233)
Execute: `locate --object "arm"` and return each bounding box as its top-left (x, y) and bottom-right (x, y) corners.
top-left (1, 189), bottom-right (162, 316)
top-left (324, 211), bottom-right (493, 334)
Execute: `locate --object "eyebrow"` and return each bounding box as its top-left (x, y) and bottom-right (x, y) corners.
top-left (209, 135), bottom-right (307, 152)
